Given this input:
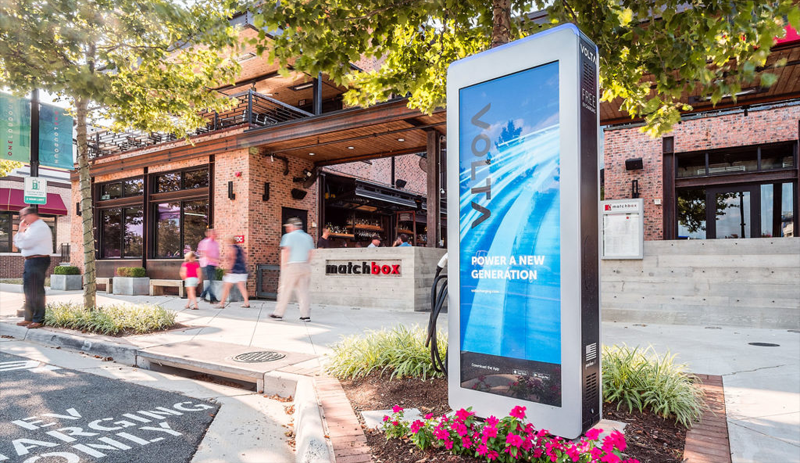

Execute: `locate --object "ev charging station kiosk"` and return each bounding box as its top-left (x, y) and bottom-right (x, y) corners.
top-left (446, 24), bottom-right (601, 439)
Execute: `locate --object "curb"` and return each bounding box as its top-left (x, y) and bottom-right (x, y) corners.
top-left (295, 377), bottom-right (335, 463)
top-left (0, 322), bottom-right (139, 365)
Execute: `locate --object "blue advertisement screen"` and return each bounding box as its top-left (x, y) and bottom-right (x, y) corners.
top-left (458, 62), bottom-right (562, 406)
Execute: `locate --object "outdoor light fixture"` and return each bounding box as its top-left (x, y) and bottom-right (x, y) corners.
top-left (262, 182), bottom-right (270, 201)
top-left (76, 202), bottom-right (81, 216)
top-left (397, 138), bottom-right (405, 142)
top-left (308, 152), bottom-right (315, 156)
top-left (347, 146), bottom-right (354, 150)
top-left (228, 181), bottom-right (235, 200)
top-left (625, 158), bottom-right (643, 170)
top-left (290, 82), bottom-right (314, 91)
top-left (395, 179), bottom-right (407, 189)
top-left (235, 52), bottom-right (257, 62)
top-left (631, 179), bottom-right (640, 199)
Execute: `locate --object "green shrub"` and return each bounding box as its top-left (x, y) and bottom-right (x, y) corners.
top-left (54, 266), bottom-right (81, 275)
top-left (326, 325), bottom-right (447, 380)
top-left (44, 302), bottom-right (176, 335)
top-left (215, 267), bottom-right (225, 280)
top-left (603, 344), bottom-right (705, 428)
top-left (116, 267), bottom-right (146, 277)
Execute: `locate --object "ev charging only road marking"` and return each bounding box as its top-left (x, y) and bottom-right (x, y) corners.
top-left (0, 360), bottom-right (61, 374)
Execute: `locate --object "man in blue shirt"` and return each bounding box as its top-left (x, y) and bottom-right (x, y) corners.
top-left (271, 217), bottom-right (315, 321)
top-left (395, 233), bottom-right (412, 247)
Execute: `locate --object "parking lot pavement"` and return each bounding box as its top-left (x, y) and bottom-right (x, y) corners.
top-left (0, 351), bottom-right (219, 463)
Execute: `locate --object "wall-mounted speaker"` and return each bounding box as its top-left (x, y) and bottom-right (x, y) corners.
top-left (291, 188), bottom-right (307, 200)
top-left (625, 158), bottom-right (644, 171)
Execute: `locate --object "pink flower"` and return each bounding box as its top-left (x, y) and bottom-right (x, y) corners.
top-left (392, 405), bottom-right (404, 413)
top-left (566, 445), bottom-right (580, 462)
top-left (477, 444), bottom-right (488, 456)
top-left (444, 439), bottom-right (454, 450)
top-left (483, 425), bottom-right (498, 438)
top-left (506, 433), bottom-right (523, 448)
top-left (585, 428), bottom-right (602, 441)
top-left (486, 416), bottom-right (500, 427)
top-left (424, 413), bottom-right (434, 420)
top-left (487, 450), bottom-right (499, 461)
top-left (462, 436), bottom-right (472, 448)
top-left (391, 421), bottom-right (399, 426)
top-left (602, 430), bottom-right (627, 452)
top-left (382, 415), bottom-right (389, 422)
top-left (455, 408), bottom-right (475, 422)
top-left (410, 420), bottom-right (424, 434)
top-left (600, 453), bottom-right (621, 463)
top-left (510, 405), bottom-right (527, 420)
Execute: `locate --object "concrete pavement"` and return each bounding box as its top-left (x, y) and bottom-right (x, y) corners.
top-left (1, 283), bottom-right (798, 463)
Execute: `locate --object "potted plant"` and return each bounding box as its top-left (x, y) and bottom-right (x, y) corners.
top-left (208, 267), bottom-right (242, 302)
top-left (113, 267), bottom-right (150, 295)
top-left (50, 265), bottom-right (82, 291)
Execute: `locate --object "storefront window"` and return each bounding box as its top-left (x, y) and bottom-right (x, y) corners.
top-left (184, 169), bottom-right (209, 189)
top-left (0, 213), bottom-right (11, 252)
top-left (707, 147), bottom-right (758, 175)
top-left (760, 144), bottom-right (795, 171)
top-left (677, 189), bottom-right (706, 239)
top-left (154, 201), bottom-right (208, 258)
top-left (156, 173), bottom-right (181, 193)
top-left (99, 178), bottom-right (144, 200)
top-left (123, 178), bottom-right (144, 196)
top-left (677, 153), bottom-right (706, 178)
top-left (100, 206), bottom-right (143, 258)
top-left (761, 183), bottom-right (795, 238)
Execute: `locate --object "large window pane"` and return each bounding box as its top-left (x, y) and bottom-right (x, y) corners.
top-left (184, 169), bottom-right (209, 189)
top-left (100, 183), bottom-right (122, 200)
top-left (123, 178), bottom-right (144, 196)
top-left (124, 207), bottom-right (144, 257)
top-left (761, 144), bottom-right (795, 171)
top-left (101, 209), bottom-right (122, 258)
top-left (761, 183), bottom-right (796, 238)
top-left (677, 189), bottom-right (706, 239)
top-left (0, 213), bottom-right (11, 252)
top-left (156, 173), bottom-right (181, 193)
top-left (183, 201), bottom-right (208, 254)
top-left (677, 153), bottom-right (706, 178)
top-left (714, 191), bottom-right (751, 239)
top-left (708, 147), bottom-right (757, 175)
top-left (156, 202), bottom-right (181, 257)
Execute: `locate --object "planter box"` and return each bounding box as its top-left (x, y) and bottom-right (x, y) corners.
top-left (208, 280), bottom-right (243, 302)
top-left (113, 277), bottom-right (150, 296)
top-left (50, 274), bottom-right (82, 291)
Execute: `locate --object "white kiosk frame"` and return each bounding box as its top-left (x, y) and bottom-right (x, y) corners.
top-left (446, 24), bottom-right (601, 439)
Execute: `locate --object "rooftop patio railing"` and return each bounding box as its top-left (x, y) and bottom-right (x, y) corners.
top-left (87, 90), bottom-right (313, 158)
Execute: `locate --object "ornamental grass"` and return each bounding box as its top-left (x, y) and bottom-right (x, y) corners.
top-left (44, 302), bottom-right (176, 335)
top-left (382, 405), bottom-right (638, 463)
top-left (325, 325), bottom-right (447, 380)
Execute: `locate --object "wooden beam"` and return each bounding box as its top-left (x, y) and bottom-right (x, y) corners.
top-left (313, 146), bottom-right (425, 167)
top-left (662, 137), bottom-right (676, 240)
top-left (426, 131), bottom-right (441, 248)
top-left (675, 169), bottom-right (797, 188)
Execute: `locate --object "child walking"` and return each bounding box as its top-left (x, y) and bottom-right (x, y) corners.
top-left (180, 251), bottom-right (201, 310)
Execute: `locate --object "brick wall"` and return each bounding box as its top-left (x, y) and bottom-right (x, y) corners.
top-left (0, 255), bottom-right (64, 279)
top-left (604, 104), bottom-right (800, 240)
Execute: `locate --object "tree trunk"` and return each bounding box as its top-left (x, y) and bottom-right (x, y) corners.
top-left (75, 98), bottom-right (96, 309)
top-left (491, 0), bottom-right (512, 48)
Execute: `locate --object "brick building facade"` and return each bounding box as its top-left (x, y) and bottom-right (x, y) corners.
top-left (603, 103), bottom-right (800, 240)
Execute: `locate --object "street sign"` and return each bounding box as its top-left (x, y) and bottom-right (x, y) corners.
top-left (0, 92), bottom-right (31, 163)
top-left (39, 103), bottom-right (74, 170)
top-left (446, 24), bottom-right (600, 439)
top-left (24, 176), bottom-right (47, 205)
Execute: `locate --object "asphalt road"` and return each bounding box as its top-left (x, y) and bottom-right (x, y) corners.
top-left (0, 352), bottom-right (220, 463)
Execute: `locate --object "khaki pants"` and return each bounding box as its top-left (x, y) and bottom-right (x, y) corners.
top-left (274, 263), bottom-right (311, 317)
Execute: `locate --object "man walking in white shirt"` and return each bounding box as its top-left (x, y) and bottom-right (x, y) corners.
top-left (14, 207), bottom-right (53, 329)
top-left (270, 217), bottom-right (315, 321)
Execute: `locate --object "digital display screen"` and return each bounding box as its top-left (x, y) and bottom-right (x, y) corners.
top-left (458, 61), bottom-right (562, 407)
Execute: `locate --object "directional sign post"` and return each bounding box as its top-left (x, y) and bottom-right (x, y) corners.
top-left (24, 176), bottom-right (47, 205)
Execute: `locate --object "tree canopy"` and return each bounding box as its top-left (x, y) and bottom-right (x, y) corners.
top-left (0, 0), bottom-right (242, 307)
top-left (252, 0), bottom-right (800, 136)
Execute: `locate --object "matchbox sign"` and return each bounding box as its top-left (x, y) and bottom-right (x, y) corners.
top-left (325, 261), bottom-right (401, 276)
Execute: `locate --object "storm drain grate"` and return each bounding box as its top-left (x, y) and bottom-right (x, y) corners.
top-left (748, 342), bottom-right (780, 347)
top-left (233, 351), bottom-right (286, 363)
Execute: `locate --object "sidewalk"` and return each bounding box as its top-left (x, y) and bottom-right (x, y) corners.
top-left (1, 284), bottom-right (798, 463)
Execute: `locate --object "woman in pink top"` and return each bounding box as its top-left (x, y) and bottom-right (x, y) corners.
top-left (180, 251), bottom-right (201, 310)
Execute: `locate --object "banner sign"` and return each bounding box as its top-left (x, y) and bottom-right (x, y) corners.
top-left (39, 103), bottom-right (74, 169)
top-left (0, 93), bottom-right (31, 163)
top-left (447, 24), bottom-right (600, 439)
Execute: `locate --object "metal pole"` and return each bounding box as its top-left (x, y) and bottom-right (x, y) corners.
top-left (313, 73), bottom-right (322, 115)
top-left (247, 89), bottom-right (253, 126)
top-left (30, 89), bottom-right (40, 213)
